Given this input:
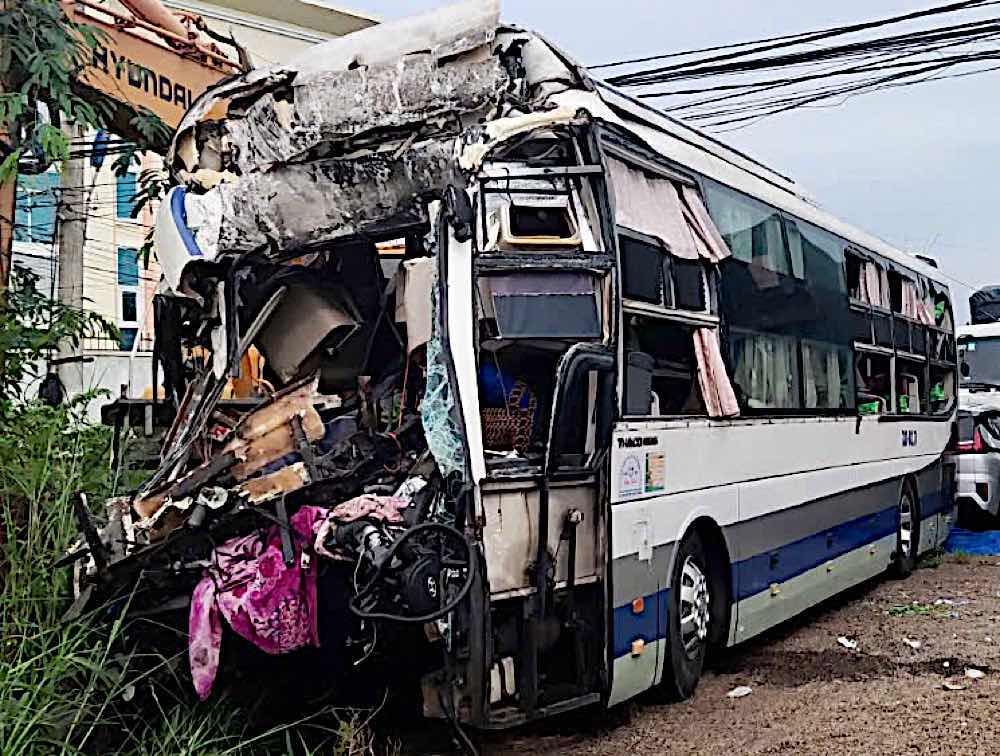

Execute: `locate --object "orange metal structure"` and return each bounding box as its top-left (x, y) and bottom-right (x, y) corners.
top-left (61, 0), bottom-right (243, 130)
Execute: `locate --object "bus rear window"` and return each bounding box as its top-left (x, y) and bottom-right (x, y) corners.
top-left (960, 337), bottom-right (1000, 388)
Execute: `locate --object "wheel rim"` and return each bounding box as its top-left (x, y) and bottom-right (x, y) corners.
top-left (899, 491), bottom-right (914, 558)
top-left (678, 556), bottom-right (710, 659)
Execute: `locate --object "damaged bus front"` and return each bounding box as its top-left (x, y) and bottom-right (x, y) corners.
top-left (69, 1), bottom-right (620, 728)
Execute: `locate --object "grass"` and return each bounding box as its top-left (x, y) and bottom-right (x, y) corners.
top-left (0, 400), bottom-right (371, 755)
top-left (917, 548), bottom-right (945, 569)
top-left (946, 550), bottom-right (975, 565)
top-left (886, 602), bottom-right (939, 617)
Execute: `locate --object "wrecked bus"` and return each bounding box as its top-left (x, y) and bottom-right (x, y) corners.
top-left (67, 0), bottom-right (958, 730)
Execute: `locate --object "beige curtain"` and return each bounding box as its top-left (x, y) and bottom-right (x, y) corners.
top-left (693, 328), bottom-right (740, 418)
top-left (394, 257), bottom-right (436, 354)
top-left (802, 342), bottom-right (843, 409)
top-left (607, 157), bottom-right (696, 259)
top-left (606, 158), bottom-right (731, 263)
top-left (732, 332), bottom-right (798, 409)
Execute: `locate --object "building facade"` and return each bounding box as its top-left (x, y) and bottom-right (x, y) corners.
top-left (13, 0), bottom-right (376, 416)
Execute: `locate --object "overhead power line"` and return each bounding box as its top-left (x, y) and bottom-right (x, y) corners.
top-left (593, 0), bottom-right (1000, 130)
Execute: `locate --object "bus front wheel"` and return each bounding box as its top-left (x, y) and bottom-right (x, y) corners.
top-left (662, 531), bottom-right (713, 700)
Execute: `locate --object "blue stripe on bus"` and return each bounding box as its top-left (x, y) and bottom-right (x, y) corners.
top-left (170, 187), bottom-right (204, 258)
top-left (612, 587), bottom-right (668, 659)
top-left (611, 487), bottom-right (951, 659)
top-left (732, 504), bottom-right (898, 602)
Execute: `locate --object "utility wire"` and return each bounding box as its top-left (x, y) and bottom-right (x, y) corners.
top-left (593, 0), bottom-right (1000, 130)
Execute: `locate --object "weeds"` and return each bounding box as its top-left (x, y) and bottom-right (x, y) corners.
top-left (947, 550), bottom-right (974, 565)
top-left (886, 602), bottom-right (939, 617)
top-left (917, 548), bottom-right (945, 569)
top-left (0, 270), bottom-right (369, 754)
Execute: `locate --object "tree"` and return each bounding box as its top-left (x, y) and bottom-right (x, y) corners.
top-left (0, 0), bottom-right (169, 291)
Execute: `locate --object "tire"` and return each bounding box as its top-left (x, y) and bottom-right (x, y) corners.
top-left (662, 532), bottom-right (714, 701)
top-left (892, 483), bottom-right (920, 577)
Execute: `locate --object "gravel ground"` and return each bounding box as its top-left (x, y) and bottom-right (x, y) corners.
top-left (485, 555), bottom-right (1000, 756)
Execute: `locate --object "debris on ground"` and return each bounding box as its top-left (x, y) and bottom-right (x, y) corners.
top-left (725, 686), bottom-right (753, 699)
top-left (837, 636), bottom-right (858, 650)
top-left (488, 559), bottom-right (1000, 755)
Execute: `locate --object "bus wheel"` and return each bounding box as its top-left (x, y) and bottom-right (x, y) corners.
top-left (663, 532), bottom-right (712, 700)
top-left (893, 484), bottom-right (919, 577)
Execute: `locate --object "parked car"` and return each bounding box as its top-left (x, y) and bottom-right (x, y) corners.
top-left (953, 322), bottom-right (1000, 526)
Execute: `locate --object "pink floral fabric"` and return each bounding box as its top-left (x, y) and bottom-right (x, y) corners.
top-left (188, 506), bottom-right (325, 699)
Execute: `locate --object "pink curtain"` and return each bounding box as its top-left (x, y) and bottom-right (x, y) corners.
top-left (680, 185), bottom-right (731, 263)
top-left (606, 157), bottom-right (697, 259)
top-left (606, 158), bottom-right (732, 263)
top-left (861, 262), bottom-right (881, 306)
top-left (693, 328), bottom-right (740, 418)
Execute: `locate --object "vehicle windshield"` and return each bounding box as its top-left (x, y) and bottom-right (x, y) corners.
top-left (960, 336), bottom-right (1000, 388)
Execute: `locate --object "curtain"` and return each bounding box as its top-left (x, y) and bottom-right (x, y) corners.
top-left (693, 328), bottom-right (740, 418)
top-left (680, 185), bottom-right (731, 263)
top-left (802, 342), bottom-right (844, 409)
top-left (859, 261), bottom-right (890, 308)
top-left (732, 332), bottom-right (798, 409)
top-left (607, 157), bottom-right (696, 259)
top-left (606, 158), bottom-right (731, 263)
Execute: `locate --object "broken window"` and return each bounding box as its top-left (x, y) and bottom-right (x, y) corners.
top-left (619, 231), bottom-right (710, 314)
top-left (624, 315), bottom-right (704, 416)
top-left (802, 340), bottom-right (853, 410)
top-left (856, 349), bottom-right (892, 414)
top-left (896, 356), bottom-right (926, 414)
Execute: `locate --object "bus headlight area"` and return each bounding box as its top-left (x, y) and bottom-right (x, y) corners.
top-left (63, 0), bottom-right (959, 732)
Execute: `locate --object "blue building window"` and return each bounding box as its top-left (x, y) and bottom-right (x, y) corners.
top-left (117, 247), bottom-right (139, 286)
top-left (14, 172), bottom-right (59, 244)
top-left (116, 173), bottom-right (137, 219)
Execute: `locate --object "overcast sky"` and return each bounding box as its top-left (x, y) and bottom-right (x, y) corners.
top-left (353, 1), bottom-right (1000, 322)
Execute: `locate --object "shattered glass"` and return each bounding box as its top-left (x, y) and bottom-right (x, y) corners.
top-left (421, 281), bottom-right (466, 480)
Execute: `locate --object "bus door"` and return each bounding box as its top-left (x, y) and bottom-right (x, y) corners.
top-left (515, 344), bottom-right (616, 713)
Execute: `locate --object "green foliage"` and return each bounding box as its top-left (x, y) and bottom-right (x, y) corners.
top-left (0, 0), bottom-right (111, 155)
top-left (35, 123), bottom-right (69, 163)
top-left (886, 602), bottom-right (938, 617)
top-left (0, 147), bottom-right (21, 183)
top-left (129, 110), bottom-right (173, 155)
top-left (0, 266), bottom-right (116, 405)
top-left (0, 1), bottom-right (171, 175)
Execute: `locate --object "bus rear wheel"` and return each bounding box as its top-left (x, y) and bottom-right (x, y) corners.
top-left (662, 532), bottom-right (713, 700)
top-left (893, 483), bottom-right (920, 577)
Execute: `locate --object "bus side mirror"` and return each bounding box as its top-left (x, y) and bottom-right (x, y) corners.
top-left (545, 344), bottom-right (616, 474)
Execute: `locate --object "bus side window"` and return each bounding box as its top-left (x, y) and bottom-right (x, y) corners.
top-left (624, 315), bottom-right (705, 416)
top-left (856, 351), bottom-right (891, 415)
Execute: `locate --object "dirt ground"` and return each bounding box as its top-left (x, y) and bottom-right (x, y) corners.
top-left (484, 556), bottom-right (1000, 756)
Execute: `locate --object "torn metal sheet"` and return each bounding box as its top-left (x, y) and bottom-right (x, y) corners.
top-left (226, 52), bottom-right (507, 173)
top-left (212, 138), bottom-right (466, 254)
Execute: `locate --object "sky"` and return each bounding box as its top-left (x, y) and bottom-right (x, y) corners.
top-left (351, 0), bottom-right (1000, 323)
